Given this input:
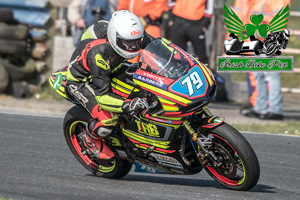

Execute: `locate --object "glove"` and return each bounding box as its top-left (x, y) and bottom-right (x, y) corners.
top-left (201, 16), bottom-right (211, 31)
top-left (140, 15), bottom-right (161, 27)
top-left (122, 97), bottom-right (148, 114)
top-left (139, 15), bottom-right (151, 28)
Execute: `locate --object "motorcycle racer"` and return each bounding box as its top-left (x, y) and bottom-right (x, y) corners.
top-left (66, 10), bottom-right (154, 161)
top-left (260, 29), bottom-right (290, 56)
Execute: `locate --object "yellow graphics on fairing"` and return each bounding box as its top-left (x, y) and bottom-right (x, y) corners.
top-left (112, 78), bottom-right (135, 91)
top-left (195, 61), bottom-right (215, 87)
top-left (123, 129), bottom-right (171, 149)
top-left (161, 104), bottom-right (179, 112)
top-left (157, 97), bottom-right (176, 105)
top-left (111, 82), bottom-right (131, 95)
top-left (111, 77), bottom-right (140, 97)
top-left (133, 79), bottom-right (192, 105)
top-left (111, 77), bottom-right (180, 113)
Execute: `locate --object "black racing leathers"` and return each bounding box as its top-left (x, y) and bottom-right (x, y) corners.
top-left (66, 31), bottom-right (154, 114)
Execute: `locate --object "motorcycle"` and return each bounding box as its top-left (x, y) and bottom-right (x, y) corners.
top-left (49, 38), bottom-right (260, 191)
top-left (260, 31), bottom-right (289, 56)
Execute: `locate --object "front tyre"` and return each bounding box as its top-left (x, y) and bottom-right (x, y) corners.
top-left (63, 105), bottom-right (132, 178)
top-left (265, 43), bottom-right (277, 56)
top-left (202, 123), bottom-right (260, 191)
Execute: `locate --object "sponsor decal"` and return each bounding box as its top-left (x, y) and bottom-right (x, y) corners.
top-left (218, 57), bottom-right (293, 72)
top-left (95, 54), bottom-right (110, 70)
top-left (170, 65), bottom-right (208, 99)
top-left (53, 73), bottom-right (63, 90)
top-left (137, 75), bottom-right (163, 88)
top-left (135, 71), bottom-right (170, 89)
top-left (213, 117), bottom-right (224, 124)
top-left (103, 118), bottom-right (119, 125)
top-left (219, 4), bottom-right (293, 72)
top-left (150, 153), bottom-right (183, 169)
top-left (69, 85), bottom-right (88, 106)
top-left (134, 162), bottom-right (165, 174)
top-left (135, 120), bottom-right (160, 138)
top-left (134, 69), bottom-right (173, 90)
top-left (131, 30), bottom-right (141, 36)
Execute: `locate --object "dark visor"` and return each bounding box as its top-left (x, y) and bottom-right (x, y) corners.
top-left (116, 38), bottom-right (141, 52)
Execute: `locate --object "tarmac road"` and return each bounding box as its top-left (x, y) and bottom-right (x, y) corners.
top-left (0, 112), bottom-right (299, 200)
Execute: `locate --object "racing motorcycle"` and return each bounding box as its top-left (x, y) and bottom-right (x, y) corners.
top-left (49, 38), bottom-right (260, 191)
top-left (260, 30), bottom-right (290, 56)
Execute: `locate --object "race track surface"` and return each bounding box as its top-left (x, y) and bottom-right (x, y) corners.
top-left (0, 113), bottom-right (299, 200)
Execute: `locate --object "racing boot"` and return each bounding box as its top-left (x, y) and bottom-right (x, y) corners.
top-left (82, 126), bottom-right (115, 161)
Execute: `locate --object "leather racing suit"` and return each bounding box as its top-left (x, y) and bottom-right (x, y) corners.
top-left (66, 21), bottom-right (154, 136)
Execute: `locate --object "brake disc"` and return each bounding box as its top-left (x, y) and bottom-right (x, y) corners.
top-left (212, 143), bottom-right (237, 179)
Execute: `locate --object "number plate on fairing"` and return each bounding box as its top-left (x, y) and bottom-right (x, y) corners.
top-left (169, 65), bottom-right (208, 99)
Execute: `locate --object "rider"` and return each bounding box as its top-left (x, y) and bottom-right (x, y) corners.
top-left (262, 29), bottom-right (290, 55)
top-left (66, 10), bottom-right (154, 161)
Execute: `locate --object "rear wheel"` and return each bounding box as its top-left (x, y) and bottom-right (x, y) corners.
top-left (63, 105), bottom-right (132, 178)
top-left (201, 123), bottom-right (260, 191)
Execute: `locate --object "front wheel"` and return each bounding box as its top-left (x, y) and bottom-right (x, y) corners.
top-left (63, 105), bottom-right (132, 178)
top-left (201, 123), bottom-right (260, 191)
top-left (265, 43), bottom-right (277, 56)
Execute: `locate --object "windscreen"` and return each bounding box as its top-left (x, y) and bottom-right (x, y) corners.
top-left (139, 39), bottom-right (191, 79)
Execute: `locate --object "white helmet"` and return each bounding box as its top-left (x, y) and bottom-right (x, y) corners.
top-left (283, 28), bottom-right (290, 39)
top-left (107, 10), bottom-right (144, 59)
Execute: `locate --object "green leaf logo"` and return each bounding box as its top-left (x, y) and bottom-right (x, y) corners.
top-left (244, 14), bottom-right (270, 38)
top-left (250, 14), bottom-right (263, 25)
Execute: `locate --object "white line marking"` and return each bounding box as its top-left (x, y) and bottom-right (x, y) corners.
top-left (0, 111), bottom-right (64, 119)
top-left (242, 131), bottom-right (300, 138)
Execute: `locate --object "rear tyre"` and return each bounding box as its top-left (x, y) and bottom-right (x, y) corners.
top-left (63, 105), bottom-right (132, 178)
top-left (202, 123), bottom-right (260, 191)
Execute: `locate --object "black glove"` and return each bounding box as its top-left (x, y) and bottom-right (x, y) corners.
top-left (122, 97), bottom-right (148, 114)
top-left (201, 16), bottom-right (211, 31)
top-left (140, 15), bottom-right (162, 27)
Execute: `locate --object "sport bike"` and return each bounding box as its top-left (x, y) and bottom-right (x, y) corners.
top-left (49, 38), bottom-right (260, 191)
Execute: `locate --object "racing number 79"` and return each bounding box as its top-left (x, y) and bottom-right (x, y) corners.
top-left (181, 71), bottom-right (203, 97)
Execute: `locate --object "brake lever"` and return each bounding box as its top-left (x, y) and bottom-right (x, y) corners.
top-left (131, 100), bottom-right (158, 124)
top-left (141, 101), bottom-right (158, 118)
top-left (131, 112), bottom-right (150, 124)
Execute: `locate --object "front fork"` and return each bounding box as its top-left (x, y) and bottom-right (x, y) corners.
top-left (183, 106), bottom-right (224, 167)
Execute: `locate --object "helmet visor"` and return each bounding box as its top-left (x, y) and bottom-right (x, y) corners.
top-left (116, 38), bottom-right (141, 52)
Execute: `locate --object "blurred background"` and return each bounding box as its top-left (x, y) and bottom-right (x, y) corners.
top-left (0, 0), bottom-right (298, 100)
top-left (0, 0), bottom-right (298, 133)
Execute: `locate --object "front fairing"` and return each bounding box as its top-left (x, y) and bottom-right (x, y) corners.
top-left (133, 38), bottom-right (216, 116)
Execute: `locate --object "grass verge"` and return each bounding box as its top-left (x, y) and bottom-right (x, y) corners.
top-left (231, 121), bottom-right (300, 136)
